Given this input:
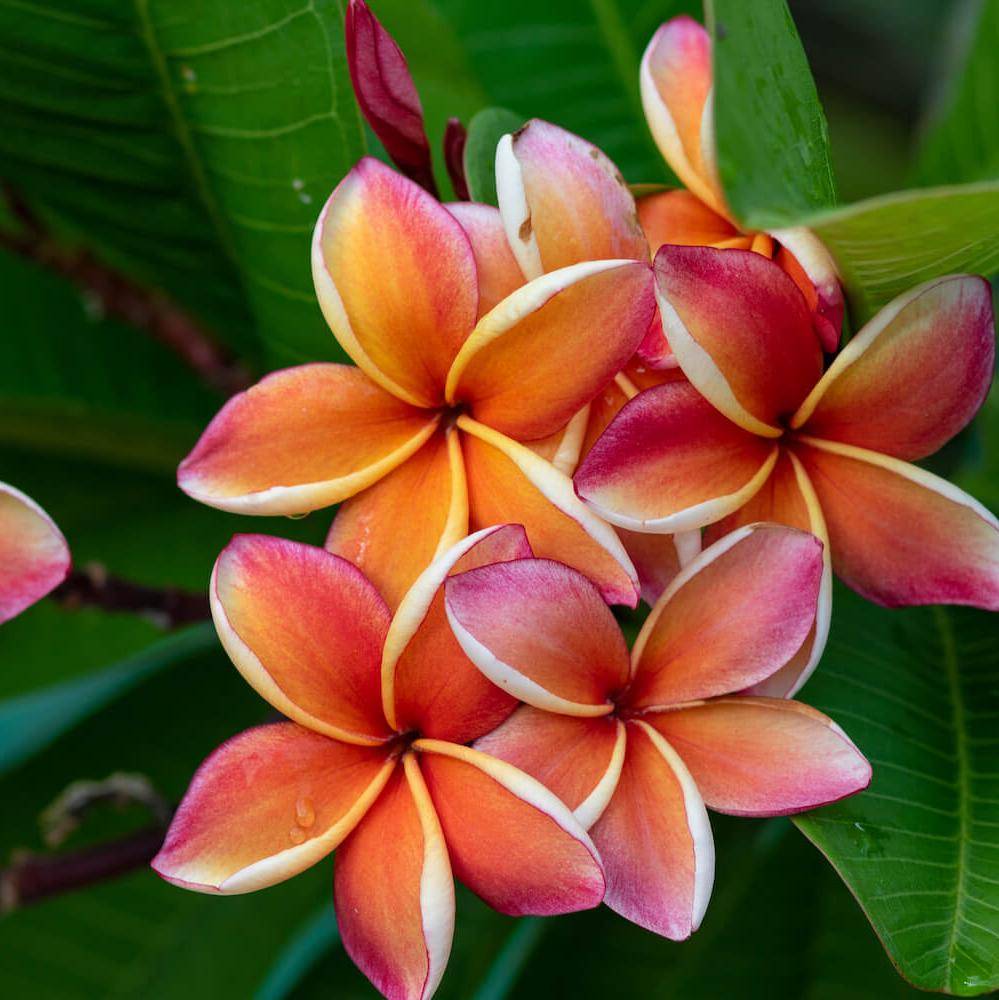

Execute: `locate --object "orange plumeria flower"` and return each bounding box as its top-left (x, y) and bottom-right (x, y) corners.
top-left (0, 481), bottom-right (69, 624)
top-left (178, 158), bottom-right (654, 610)
top-left (576, 248), bottom-right (999, 694)
top-left (153, 525), bottom-right (604, 1000)
top-left (444, 523), bottom-right (870, 940)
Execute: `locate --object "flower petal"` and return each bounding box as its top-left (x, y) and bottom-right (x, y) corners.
top-left (415, 739), bottom-right (605, 915)
top-left (461, 417), bottom-right (639, 605)
top-left (619, 527), bottom-right (701, 607)
top-left (640, 16), bottom-right (723, 214)
top-left (654, 245), bottom-right (823, 434)
top-left (527, 405), bottom-right (591, 476)
top-left (211, 535), bottom-right (392, 744)
top-left (326, 427), bottom-right (467, 611)
top-left (771, 228), bottom-right (843, 352)
top-left (152, 722), bottom-right (394, 893)
top-left (638, 189), bottom-right (741, 253)
top-left (495, 120), bottom-right (647, 279)
top-left (312, 157), bottom-right (477, 407)
top-left (627, 523), bottom-right (824, 710)
top-left (0, 483), bottom-right (69, 624)
top-left (575, 380), bottom-right (779, 533)
top-left (179, 364), bottom-right (438, 516)
top-left (796, 437), bottom-right (999, 609)
top-left (445, 202), bottom-right (525, 318)
top-left (445, 557), bottom-right (629, 716)
top-left (792, 275), bottom-right (995, 461)
top-left (646, 697), bottom-right (871, 817)
top-left (382, 525), bottom-right (530, 743)
top-left (446, 260), bottom-right (655, 440)
top-left (475, 708), bottom-right (626, 829)
top-left (591, 720), bottom-right (713, 939)
top-left (335, 755), bottom-right (454, 1000)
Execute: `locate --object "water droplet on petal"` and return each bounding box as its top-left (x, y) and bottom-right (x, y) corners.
top-left (295, 797), bottom-right (316, 829)
top-left (288, 826), bottom-right (306, 845)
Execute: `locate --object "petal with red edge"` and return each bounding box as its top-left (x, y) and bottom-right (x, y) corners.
top-left (640, 17), bottom-right (723, 214)
top-left (792, 275), bottom-right (994, 461)
top-left (638, 189), bottom-right (740, 254)
top-left (618, 528), bottom-right (697, 606)
top-left (445, 202), bottom-right (525, 318)
top-left (211, 535), bottom-right (392, 744)
top-left (627, 523), bottom-right (823, 710)
top-left (495, 120), bottom-right (647, 279)
top-left (0, 483), bottom-right (69, 624)
top-left (382, 525), bottom-right (531, 744)
top-left (646, 697), bottom-right (871, 817)
top-left (475, 708), bottom-right (626, 829)
top-left (415, 740), bottom-right (605, 915)
top-left (447, 260), bottom-right (655, 440)
top-left (179, 365), bottom-right (438, 516)
top-left (445, 557), bottom-right (628, 716)
top-left (460, 417), bottom-right (639, 605)
top-left (327, 427), bottom-right (467, 612)
top-left (796, 437), bottom-right (999, 609)
top-left (591, 720), bottom-right (713, 939)
top-left (771, 227), bottom-right (843, 352)
top-left (312, 157), bottom-right (477, 407)
top-left (654, 245), bottom-right (822, 434)
top-left (335, 756), bottom-right (454, 1000)
top-left (152, 722), bottom-right (394, 893)
top-left (575, 380), bottom-right (779, 533)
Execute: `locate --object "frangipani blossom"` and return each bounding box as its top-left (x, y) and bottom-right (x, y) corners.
top-left (577, 249), bottom-right (999, 692)
top-left (179, 157), bottom-right (653, 610)
top-left (153, 525), bottom-right (604, 1000)
top-left (444, 523), bottom-right (871, 940)
top-left (0, 481), bottom-right (70, 624)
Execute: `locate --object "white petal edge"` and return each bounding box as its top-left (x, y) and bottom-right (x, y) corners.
top-left (495, 131), bottom-right (544, 281)
top-left (574, 720), bottom-right (628, 829)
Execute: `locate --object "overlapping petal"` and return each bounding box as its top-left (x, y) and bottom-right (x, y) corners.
top-left (495, 119), bottom-right (647, 278)
top-left (461, 418), bottom-right (638, 605)
top-left (152, 723), bottom-right (394, 893)
top-left (211, 535), bottom-right (393, 744)
top-left (178, 365), bottom-right (438, 516)
top-left (618, 528), bottom-right (697, 606)
top-left (416, 740), bottom-right (605, 915)
top-left (445, 557), bottom-right (629, 716)
top-left (627, 524), bottom-right (824, 709)
top-left (575, 381), bottom-right (779, 533)
top-left (0, 483), bottom-right (69, 623)
top-left (445, 202), bottom-right (525, 317)
top-left (335, 757), bottom-right (454, 1000)
top-left (446, 260), bottom-right (655, 441)
top-left (796, 438), bottom-right (999, 609)
top-left (638, 189), bottom-right (744, 252)
top-left (793, 275), bottom-right (995, 460)
top-left (312, 157), bottom-right (477, 407)
top-left (646, 698), bottom-right (871, 817)
top-left (381, 525), bottom-right (530, 744)
top-left (654, 245), bottom-right (822, 434)
top-left (327, 427), bottom-right (467, 611)
top-left (590, 720), bottom-right (713, 940)
top-left (771, 228), bottom-right (844, 352)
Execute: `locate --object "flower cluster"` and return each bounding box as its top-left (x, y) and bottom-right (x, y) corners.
top-left (153, 5), bottom-right (998, 1000)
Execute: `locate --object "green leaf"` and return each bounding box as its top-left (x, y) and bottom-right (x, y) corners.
top-left (795, 586), bottom-right (999, 996)
top-left (463, 107), bottom-right (524, 205)
top-left (805, 182), bottom-right (999, 322)
top-left (0, 0), bottom-right (365, 367)
top-left (914, 0), bottom-right (999, 185)
top-left (707, 0), bottom-right (837, 228)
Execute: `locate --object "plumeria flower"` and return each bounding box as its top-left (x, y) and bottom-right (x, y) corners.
top-left (638, 14), bottom-right (843, 353)
top-left (576, 249), bottom-right (999, 693)
top-left (0, 482), bottom-right (70, 624)
top-left (178, 157), bottom-right (654, 610)
top-left (152, 525), bottom-right (605, 1000)
top-left (444, 523), bottom-right (871, 940)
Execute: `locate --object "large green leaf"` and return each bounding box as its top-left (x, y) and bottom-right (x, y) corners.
top-left (0, 0), bottom-right (364, 367)
top-left (796, 586), bottom-right (999, 996)
top-left (707, 0), bottom-right (837, 228)
top-left (804, 182), bottom-right (999, 322)
top-left (914, 0), bottom-right (999, 185)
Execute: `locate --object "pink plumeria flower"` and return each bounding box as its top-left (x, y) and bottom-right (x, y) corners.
top-left (444, 523), bottom-right (871, 940)
top-left (0, 482), bottom-right (69, 624)
top-left (153, 525), bottom-right (604, 1000)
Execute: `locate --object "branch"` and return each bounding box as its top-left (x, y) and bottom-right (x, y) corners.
top-left (0, 185), bottom-right (252, 396)
top-left (51, 563), bottom-right (210, 629)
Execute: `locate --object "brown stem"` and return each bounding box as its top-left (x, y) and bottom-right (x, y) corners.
top-left (0, 185), bottom-right (252, 396)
